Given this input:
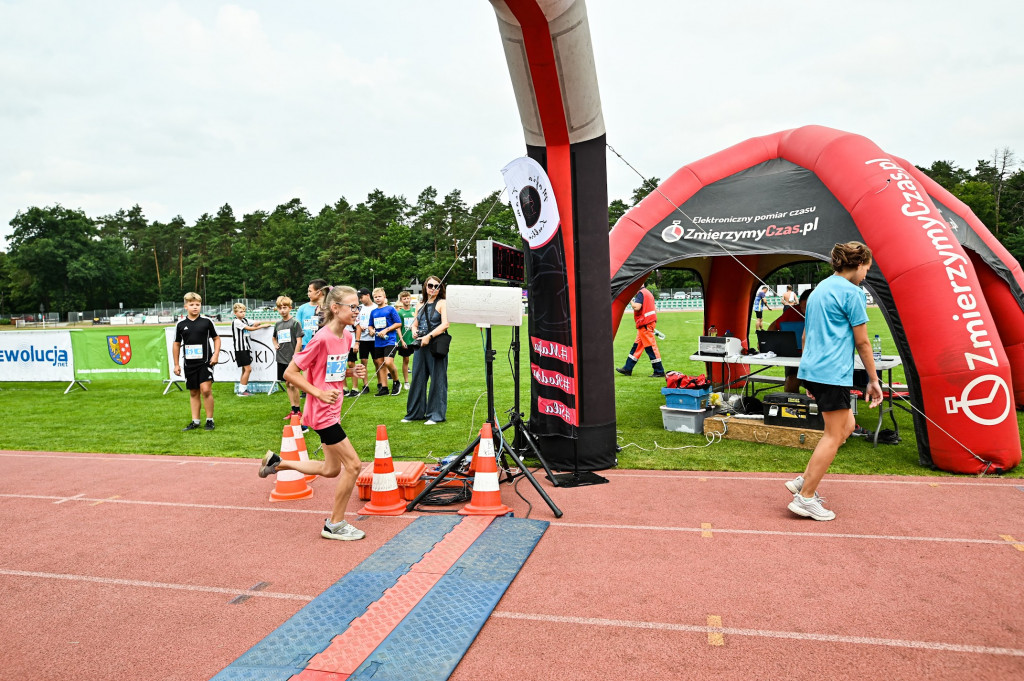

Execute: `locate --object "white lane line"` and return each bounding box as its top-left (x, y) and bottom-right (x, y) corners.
top-left (491, 611), bottom-right (1024, 657)
top-left (547, 521), bottom-right (1011, 546)
top-left (0, 493), bottom-right (419, 520)
top-left (0, 569), bottom-right (314, 602)
top-left (0, 452), bottom-right (254, 465)
top-left (2, 494), bottom-right (1005, 548)
top-left (603, 472), bottom-right (1019, 488)
top-left (53, 493), bottom-right (85, 505)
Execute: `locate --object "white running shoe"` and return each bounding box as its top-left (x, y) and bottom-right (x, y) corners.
top-left (425, 419), bottom-right (437, 425)
top-left (321, 520), bottom-right (365, 541)
top-left (788, 493), bottom-right (835, 521)
top-left (785, 475), bottom-right (804, 494)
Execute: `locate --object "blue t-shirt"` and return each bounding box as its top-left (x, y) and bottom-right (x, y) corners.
top-left (368, 305), bottom-right (401, 347)
top-left (797, 275), bottom-right (869, 386)
top-left (753, 290), bottom-right (768, 312)
top-left (295, 302), bottom-right (320, 347)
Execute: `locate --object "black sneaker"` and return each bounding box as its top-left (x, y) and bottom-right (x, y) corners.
top-left (615, 367), bottom-right (632, 376)
top-left (391, 380), bottom-right (401, 396)
top-left (375, 386), bottom-right (390, 397)
top-left (258, 450), bottom-right (281, 478)
top-left (650, 372), bottom-right (666, 378)
top-left (182, 421), bottom-right (200, 431)
top-left (204, 420), bottom-right (215, 431)
top-left (358, 386), bottom-right (370, 396)
top-left (344, 389), bottom-right (359, 398)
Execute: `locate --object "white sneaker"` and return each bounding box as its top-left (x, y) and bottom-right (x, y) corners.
top-left (785, 475), bottom-right (804, 494)
top-left (321, 520), bottom-right (365, 541)
top-left (788, 493), bottom-right (835, 521)
top-left (404, 382), bottom-right (410, 389)
top-left (401, 418), bottom-right (413, 423)
top-left (424, 419), bottom-right (437, 425)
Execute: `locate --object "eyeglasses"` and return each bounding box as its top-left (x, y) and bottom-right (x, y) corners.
top-left (339, 303), bottom-right (360, 312)
top-left (426, 283), bottom-right (440, 290)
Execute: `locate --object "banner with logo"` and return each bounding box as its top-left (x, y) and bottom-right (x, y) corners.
top-left (0, 330), bottom-right (74, 381)
top-left (502, 157), bottom-right (578, 435)
top-left (163, 325), bottom-right (277, 383)
top-left (71, 327), bottom-right (166, 380)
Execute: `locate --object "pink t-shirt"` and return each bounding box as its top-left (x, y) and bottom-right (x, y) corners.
top-left (292, 326), bottom-right (353, 431)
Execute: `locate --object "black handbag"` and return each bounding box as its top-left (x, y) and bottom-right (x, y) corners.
top-left (430, 332), bottom-right (452, 357)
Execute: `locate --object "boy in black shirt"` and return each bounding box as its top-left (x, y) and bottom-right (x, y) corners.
top-left (172, 292), bottom-right (221, 430)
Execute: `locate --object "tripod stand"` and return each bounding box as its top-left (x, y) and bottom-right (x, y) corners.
top-left (406, 324), bottom-right (563, 518)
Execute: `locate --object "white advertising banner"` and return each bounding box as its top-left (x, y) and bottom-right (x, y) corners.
top-left (163, 325), bottom-right (278, 383)
top-left (0, 330), bottom-right (75, 382)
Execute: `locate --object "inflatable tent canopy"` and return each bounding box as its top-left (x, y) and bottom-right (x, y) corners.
top-left (609, 126), bottom-right (1023, 475)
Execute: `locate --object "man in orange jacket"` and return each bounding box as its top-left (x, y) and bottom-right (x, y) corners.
top-left (616, 285), bottom-right (665, 377)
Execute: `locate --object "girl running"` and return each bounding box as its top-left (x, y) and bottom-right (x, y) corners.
top-left (259, 285), bottom-right (369, 541)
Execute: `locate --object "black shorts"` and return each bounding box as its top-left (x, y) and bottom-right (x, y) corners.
top-left (397, 344), bottom-right (415, 358)
top-left (235, 350), bottom-right (252, 368)
top-left (184, 363), bottom-right (213, 390)
top-left (348, 348), bottom-right (357, 363)
top-left (358, 340), bottom-right (374, 360)
top-left (800, 380), bottom-right (852, 412)
top-left (755, 310), bottom-right (764, 319)
top-left (372, 344), bottom-right (396, 360)
top-left (315, 423), bottom-right (347, 446)
top-left (785, 365), bottom-right (798, 378)
top-left (277, 362), bottom-right (289, 381)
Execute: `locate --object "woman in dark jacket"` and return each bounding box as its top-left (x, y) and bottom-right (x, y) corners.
top-left (401, 276), bottom-right (450, 425)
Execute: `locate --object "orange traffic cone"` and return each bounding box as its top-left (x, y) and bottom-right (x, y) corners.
top-left (290, 413), bottom-right (316, 483)
top-left (459, 423), bottom-right (512, 516)
top-left (269, 423), bottom-right (313, 502)
top-left (358, 425), bottom-right (406, 516)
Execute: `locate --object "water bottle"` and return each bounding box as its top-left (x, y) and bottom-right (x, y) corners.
top-left (654, 329), bottom-right (666, 340)
top-left (872, 334), bottom-right (882, 362)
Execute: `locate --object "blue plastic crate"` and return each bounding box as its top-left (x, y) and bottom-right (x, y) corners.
top-left (661, 387), bottom-right (710, 410)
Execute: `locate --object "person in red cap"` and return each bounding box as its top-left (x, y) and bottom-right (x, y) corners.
top-left (616, 284), bottom-right (665, 377)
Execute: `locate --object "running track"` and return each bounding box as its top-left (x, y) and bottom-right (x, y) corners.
top-left (2, 450), bottom-right (1023, 680)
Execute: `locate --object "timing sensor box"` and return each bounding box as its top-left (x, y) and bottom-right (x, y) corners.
top-left (763, 392), bottom-right (824, 430)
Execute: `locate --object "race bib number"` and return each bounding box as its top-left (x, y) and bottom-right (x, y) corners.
top-left (303, 317), bottom-right (318, 332)
top-left (278, 328), bottom-right (291, 343)
top-left (404, 317), bottom-right (413, 330)
top-left (325, 354), bottom-right (347, 383)
top-left (184, 344), bottom-right (203, 360)
top-left (373, 316), bottom-right (387, 329)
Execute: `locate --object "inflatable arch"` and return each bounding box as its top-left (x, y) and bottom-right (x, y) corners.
top-left (609, 126), bottom-right (1022, 475)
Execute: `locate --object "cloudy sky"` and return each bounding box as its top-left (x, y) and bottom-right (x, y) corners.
top-left (2, 0), bottom-right (1022, 246)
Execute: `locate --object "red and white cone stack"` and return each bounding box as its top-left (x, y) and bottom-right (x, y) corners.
top-left (459, 423), bottom-right (511, 516)
top-left (358, 425), bottom-right (406, 516)
top-left (269, 422), bottom-right (313, 502)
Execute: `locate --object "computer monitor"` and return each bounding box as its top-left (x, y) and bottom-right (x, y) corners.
top-left (756, 330), bottom-right (801, 357)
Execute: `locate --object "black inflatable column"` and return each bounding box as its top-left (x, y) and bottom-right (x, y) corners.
top-left (491, 0), bottom-right (617, 470)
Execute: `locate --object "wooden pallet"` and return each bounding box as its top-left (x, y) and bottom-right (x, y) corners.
top-left (704, 416), bottom-right (823, 450)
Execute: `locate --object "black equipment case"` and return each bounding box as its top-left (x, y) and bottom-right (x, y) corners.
top-left (763, 392), bottom-right (824, 430)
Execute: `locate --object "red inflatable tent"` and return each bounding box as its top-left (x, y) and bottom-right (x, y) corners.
top-left (609, 126), bottom-right (1022, 474)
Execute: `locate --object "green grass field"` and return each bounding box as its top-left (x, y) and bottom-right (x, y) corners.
top-left (2, 309), bottom-right (1021, 478)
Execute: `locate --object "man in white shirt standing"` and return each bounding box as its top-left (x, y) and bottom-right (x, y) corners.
top-left (353, 288), bottom-right (378, 396)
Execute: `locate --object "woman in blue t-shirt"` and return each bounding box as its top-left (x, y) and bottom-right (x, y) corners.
top-left (787, 242), bottom-right (883, 521)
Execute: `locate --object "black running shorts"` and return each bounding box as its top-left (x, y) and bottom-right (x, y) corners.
top-left (184, 363), bottom-right (213, 390)
top-left (315, 423), bottom-right (347, 446)
top-left (800, 380), bottom-right (852, 412)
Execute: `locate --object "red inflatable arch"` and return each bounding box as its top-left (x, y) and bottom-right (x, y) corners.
top-left (609, 126), bottom-right (1021, 474)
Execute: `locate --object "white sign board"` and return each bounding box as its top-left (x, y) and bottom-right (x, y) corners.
top-left (446, 285), bottom-right (524, 327)
top-left (0, 330), bottom-right (75, 381)
top-left (164, 325), bottom-right (278, 383)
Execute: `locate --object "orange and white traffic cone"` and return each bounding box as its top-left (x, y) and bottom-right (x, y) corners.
top-left (459, 423), bottom-right (512, 516)
top-left (289, 412), bottom-right (316, 483)
top-left (269, 422), bottom-right (313, 503)
top-left (358, 425), bottom-right (406, 516)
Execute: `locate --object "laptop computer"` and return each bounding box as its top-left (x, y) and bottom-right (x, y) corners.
top-left (756, 330), bottom-right (801, 357)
